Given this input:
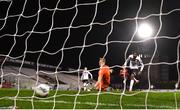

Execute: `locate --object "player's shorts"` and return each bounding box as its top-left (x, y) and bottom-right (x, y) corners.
top-left (82, 80), bottom-right (89, 83)
top-left (129, 69), bottom-right (138, 76)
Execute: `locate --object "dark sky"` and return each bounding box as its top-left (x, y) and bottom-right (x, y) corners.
top-left (0, 0), bottom-right (179, 80)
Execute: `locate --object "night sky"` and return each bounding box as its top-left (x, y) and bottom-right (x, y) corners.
top-left (0, 0), bottom-right (179, 80)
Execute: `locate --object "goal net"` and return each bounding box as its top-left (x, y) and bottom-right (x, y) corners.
top-left (0, 0), bottom-right (180, 109)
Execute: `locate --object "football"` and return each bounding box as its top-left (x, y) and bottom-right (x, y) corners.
top-left (35, 84), bottom-right (50, 97)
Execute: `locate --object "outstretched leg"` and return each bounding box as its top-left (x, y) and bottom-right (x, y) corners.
top-left (129, 74), bottom-right (135, 91)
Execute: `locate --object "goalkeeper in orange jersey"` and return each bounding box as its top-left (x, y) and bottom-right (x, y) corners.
top-left (95, 58), bottom-right (111, 91)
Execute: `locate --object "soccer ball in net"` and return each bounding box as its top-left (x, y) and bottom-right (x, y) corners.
top-left (35, 84), bottom-right (50, 97)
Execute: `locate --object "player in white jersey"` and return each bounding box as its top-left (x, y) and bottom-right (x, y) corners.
top-left (81, 67), bottom-right (93, 91)
top-left (123, 51), bottom-right (144, 91)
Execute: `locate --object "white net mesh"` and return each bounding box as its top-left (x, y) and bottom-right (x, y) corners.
top-left (0, 0), bottom-right (180, 109)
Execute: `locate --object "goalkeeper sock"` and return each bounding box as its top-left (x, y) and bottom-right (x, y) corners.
top-left (129, 80), bottom-right (134, 91)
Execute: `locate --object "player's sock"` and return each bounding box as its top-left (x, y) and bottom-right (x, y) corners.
top-left (134, 78), bottom-right (139, 83)
top-left (83, 83), bottom-right (87, 91)
top-left (123, 78), bottom-right (127, 84)
top-left (129, 80), bottom-right (134, 91)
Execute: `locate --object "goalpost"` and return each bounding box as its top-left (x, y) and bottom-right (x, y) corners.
top-left (0, 0), bottom-right (180, 109)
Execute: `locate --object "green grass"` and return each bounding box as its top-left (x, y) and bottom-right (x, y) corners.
top-left (0, 89), bottom-right (180, 109)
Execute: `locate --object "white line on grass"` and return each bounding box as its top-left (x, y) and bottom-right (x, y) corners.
top-left (13, 98), bottom-right (119, 107)
top-left (2, 98), bottom-right (175, 109)
top-left (126, 104), bottom-right (174, 109)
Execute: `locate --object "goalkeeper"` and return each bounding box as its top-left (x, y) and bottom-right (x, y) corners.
top-left (81, 67), bottom-right (93, 91)
top-left (95, 58), bottom-right (111, 91)
top-left (123, 51), bottom-right (144, 91)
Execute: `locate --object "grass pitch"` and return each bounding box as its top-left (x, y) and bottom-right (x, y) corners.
top-left (0, 89), bottom-right (180, 109)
